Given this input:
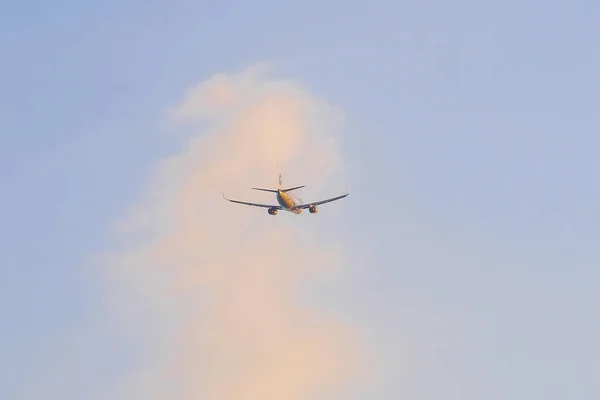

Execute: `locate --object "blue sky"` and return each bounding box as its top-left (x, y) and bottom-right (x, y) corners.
top-left (2, 0), bottom-right (599, 399)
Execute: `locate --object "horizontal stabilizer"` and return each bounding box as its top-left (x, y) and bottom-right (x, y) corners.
top-left (251, 187), bottom-right (279, 193)
top-left (282, 185), bottom-right (305, 192)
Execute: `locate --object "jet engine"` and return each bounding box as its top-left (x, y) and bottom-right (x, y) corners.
top-left (308, 204), bottom-right (318, 214)
top-left (268, 207), bottom-right (278, 215)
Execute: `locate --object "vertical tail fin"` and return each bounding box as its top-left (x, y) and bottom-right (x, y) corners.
top-left (276, 165), bottom-right (303, 192)
top-left (251, 168), bottom-right (284, 193)
top-left (277, 160), bottom-right (284, 188)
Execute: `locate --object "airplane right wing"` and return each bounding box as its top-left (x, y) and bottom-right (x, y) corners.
top-left (222, 191), bottom-right (282, 209)
top-left (298, 192), bottom-right (349, 209)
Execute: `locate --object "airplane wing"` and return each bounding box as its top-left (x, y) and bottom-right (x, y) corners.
top-left (298, 192), bottom-right (349, 209)
top-left (222, 191), bottom-right (283, 209)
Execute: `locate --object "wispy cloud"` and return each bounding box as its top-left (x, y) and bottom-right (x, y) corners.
top-left (107, 64), bottom-right (364, 399)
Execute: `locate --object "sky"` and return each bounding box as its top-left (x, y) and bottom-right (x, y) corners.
top-left (1, 0), bottom-right (599, 399)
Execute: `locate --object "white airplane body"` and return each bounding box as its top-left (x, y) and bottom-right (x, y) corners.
top-left (222, 174), bottom-right (349, 215)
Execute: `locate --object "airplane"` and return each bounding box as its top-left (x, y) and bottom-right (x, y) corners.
top-left (222, 173), bottom-right (349, 215)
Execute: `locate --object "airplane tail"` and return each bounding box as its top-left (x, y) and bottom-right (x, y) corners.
top-left (251, 172), bottom-right (304, 193)
top-left (251, 185), bottom-right (304, 193)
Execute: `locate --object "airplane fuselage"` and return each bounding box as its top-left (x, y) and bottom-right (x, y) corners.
top-left (276, 189), bottom-right (303, 214)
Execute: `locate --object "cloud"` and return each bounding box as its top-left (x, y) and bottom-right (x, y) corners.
top-left (167, 62), bottom-right (273, 123)
top-left (107, 63), bottom-right (364, 400)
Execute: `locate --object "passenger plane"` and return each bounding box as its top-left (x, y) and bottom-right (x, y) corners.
top-left (222, 174), bottom-right (349, 215)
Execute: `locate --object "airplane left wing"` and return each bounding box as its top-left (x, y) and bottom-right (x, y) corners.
top-left (222, 191), bottom-right (282, 209)
top-left (298, 192), bottom-right (349, 208)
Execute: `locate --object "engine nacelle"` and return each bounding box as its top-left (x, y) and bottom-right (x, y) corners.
top-left (268, 207), bottom-right (278, 215)
top-left (308, 204), bottom-right (318, 214)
